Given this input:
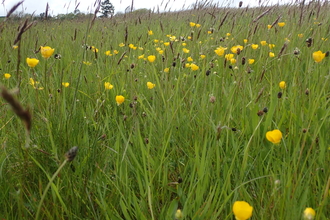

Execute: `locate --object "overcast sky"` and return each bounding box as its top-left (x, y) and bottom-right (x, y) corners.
top-left (0, 0), bottom-right (294, 16)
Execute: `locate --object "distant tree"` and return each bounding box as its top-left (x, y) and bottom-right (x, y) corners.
top-left (99, 0), bottom-right (114, 17)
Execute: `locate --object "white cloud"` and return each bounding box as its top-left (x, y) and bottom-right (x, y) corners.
top-left (0, 0), bottom-right (296, 16)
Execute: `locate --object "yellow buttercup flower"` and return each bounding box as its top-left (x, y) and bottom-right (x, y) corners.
top-left (12, 45), bottom-right (18, 49)
top-left (269, 52), bottom-right (275, 58)
top-left (119, 43), bottom-right (125, 47)
top-left (105, 50), bottom-right (112, 56)
top-left (312, 50), bottom-right (326, 63)
top-left (26, 58), bottom-right (39, 68)
top-left (113, 50), bottom-right (119, 54)
top-left (138, 54), bottom-right (145, 59)
top-left (243, 39), bottom-right (248, 44)
top-left (278, 22), bottom-right (286, 27)
top-left (190, 63), bottom-right (199, 71)
top-left (104, 82), bottom-right (114, 90)
top-left (147, 82), bottom-right (156, 89)
top-left (182, 48), bottom-right (190, 53)
top-left (279, 81), bottom-right (286, 89)
top-left (185, 63), bottom-right (191, 68)
top-left (182, 42), bottom-right (187, 46)
top-left (268, 44), bottom-right (275, 49)
top-left (4, 73), bottom-right (11, 79)
top-left (116, 95), bottom-right (125, 105)
top-left (40, 46), bottom-right (55, 59)
top-left (62, 82), bottom-right (70, 88)
top-left (147, 55), bottom-right (156, 63)
top-left (196, 24), bottom-right (201, 28)
top-left (164, 67), bottom-right (170, 73)
top-left (298, 33), bottom-right (304, 38)
top-left (164, 42), bottom-right (170, 46)
top-left (214, 46), bottom-right (227, 56)
top-left (248, 59), bottom-right (255, 64)
top-left (189, 22), bottom-right (196, 27)
top-left (251, 44), bottom-right (259, 50)
top-left (187, 57), bottom-right (193, 62)
top-left (231, 45), bottom-right (243, 54)
top-left (303, 207), bottom-right (316, 220)
top-left (225, 53), bottom-right (234, 61)
top-left (232, 201), bottom-right (253, 220)
top-left (267, 24), bottom-right (272, 29)
top-left (200, 54), bottom-right (206, 59)
top-left (266, 129), bottom-right (282, 144)
top-left (230, 58), bottom-right (236, 64)
top-left (148, 30), bottom-right (153, 35)
top-left (29, 78), bottom-right (44, 90)
top-left (260, 41), bottom-right (267, 46)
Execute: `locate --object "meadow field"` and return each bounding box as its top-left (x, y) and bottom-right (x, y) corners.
top-left (0, 1), bottom-right (329, 219)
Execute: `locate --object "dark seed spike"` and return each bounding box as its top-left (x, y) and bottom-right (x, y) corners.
top-left (65, 146), bottom-right (78, 162)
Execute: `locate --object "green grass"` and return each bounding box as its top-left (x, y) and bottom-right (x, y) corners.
top-left (0, 2), bottom-right (329, 219)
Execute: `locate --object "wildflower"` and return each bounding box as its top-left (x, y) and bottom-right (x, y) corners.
top-left (243, 39), bottom-right (248, 44)
top-left (185, 63), bottom-right (191, 68)
top-left (104, 82), bottom-right (114, 90)
top-left (190, 63), bottom-right (199, 71)
top-left (279, 81), bottom-right (286, 89)
top-left (269, 52), bottom-right (275, 57)
top-left (182, 42), bottom-right (187, 46)
top-left (83, 61), bottom-right (92, 65)
top-left (200, 54), bottom-right (206, 59)
top-left (4, 73), bottom-right (11, 79)
top-left (226, 33), bottom-right (231, 36)
top-left (189, 22), bottom-right (196, 27)
top-left (214, 46), bottom-right (227, 56)
top-left (248, 59), bottom-right (255, 64)
top-left (164, 42), bottom-right (170, 46)
top-left (147, 82), bottom-right (156, 89)
top-left (268, 44), bottom-right (275, 49)
top-left (303, 207), bottom-right (316, 220)
top-left (155, 47), bottom-right (162, 51)
top-left (187, 36), bottom-right (192, 40)
top-left (267, 24), bottom-right (272, 29)
top-left (158, 50), bottom-right (164, 55)
top-left (29, 78), bottom-right (44, 90)
top-left (91, 46), bottom-right (98, 53)
top-left (26, 58), bottom-right (39, 68)
top-left (154, 39), bottom-right (159, 43)
top-left (187, 57), bottom-right (193, 62)
top-left (232, 201), bottom-right (253, 220)
top-left (169, 36), bottom-right (176, 41)
top-left (116, 95), bottom-right (125, 105)
top-left (175, 209), bottom-right (183, 219)
top-left (225, 54), bottom-right (234, 61)
top-left (164, 68), bottom-right (170, 73)
top-left (207, 30), bottom-right (212, 34)
top-left (196, 24), bottom-right (201, 28)
top-left (278, 22), bottom-right (286, 27)
top-left (231, 45), bottom-right (243, 54)
top-left (230, 58), bottom-right (237, 64)
top-left (266, 129), bottom-right (282, 144)
top-left (148, 30), bottom-right (153, 35)
top-left (105, 50), bottom-right (112, 56)
top-left (147, 55), bottom-right (156, 63)
top-left (298, 33), bottom-right (304, 38)
top-left (62, 82), bottom-right (70, 87)
top-left (113, 50), bottom-right (119, 54)
top-left (182, 48), bottom-right (190, 53)
top-left (260, 41), bottom-right (267, 46)
top-left (138, 54), bottom-right (145, 59)
top-left (40, 46), bottom-right (55, 59)
top-left (312, 50), bottom-right (326, 63)
top-left (119, 43), bottom-right (125, 47)
top-left (13, 45), bottom-right (18, 49)
top-left (251, 44), bottom-right (259, 50)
